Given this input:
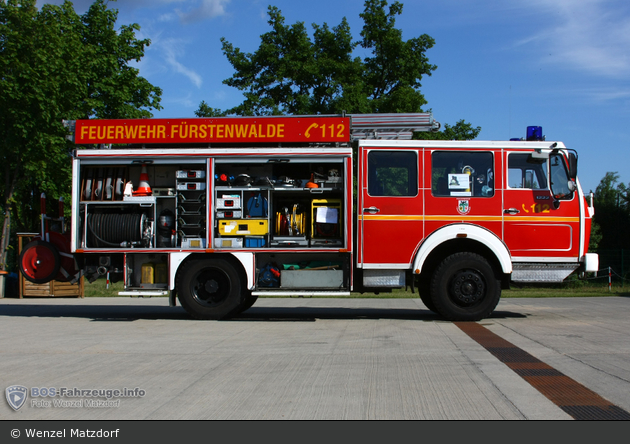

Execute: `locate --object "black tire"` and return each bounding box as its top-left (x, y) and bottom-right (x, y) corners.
top-left (236, 293), bottom-right (258, 314)
top-left (418, 276), bottom-right (437, 313)
top-left (177, 258), bottom-right (244, 320)
top-left (430, 252), bottom-right (501, 321)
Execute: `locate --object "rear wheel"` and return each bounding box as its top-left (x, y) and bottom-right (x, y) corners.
top-left (430, 252), bottom-right (501, 321)
top-left (177, 258), bottom-right (244, 320)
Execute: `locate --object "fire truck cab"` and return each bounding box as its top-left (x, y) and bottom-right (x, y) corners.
top-left (19, 114), bottom-right (598, 321)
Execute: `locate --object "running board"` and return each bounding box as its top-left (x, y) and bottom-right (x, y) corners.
top-left (118, 290), bottom-right (169, 297)
top-left (252, 291), bottom-right (351, 297)
top-left (511, 263), bottom-right (579, 283)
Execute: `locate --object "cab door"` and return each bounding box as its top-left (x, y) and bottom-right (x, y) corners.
top-left (357, 145), bottom-right (423, 268)
top-left (423, 149), bottom-right (503, 241)
top-left (503, 151), bottom-right (579, 260)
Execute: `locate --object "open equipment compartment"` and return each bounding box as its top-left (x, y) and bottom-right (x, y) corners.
top-left (77, 158), bottom-right (208, 251)
top-left (254, 252), bottom-right (350, 291)
top-left (213, 156), bottom-right (346, 250)
top-left (124, 252), bottom-right (169, 291)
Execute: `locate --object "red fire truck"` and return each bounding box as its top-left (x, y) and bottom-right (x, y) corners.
top-left (19, 114), bottom-right (598, 321)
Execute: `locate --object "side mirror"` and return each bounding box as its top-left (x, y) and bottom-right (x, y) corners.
top-left (549, 153), bottom-right (576, 208)
top-left (568, 152), bottom-right (578, 180)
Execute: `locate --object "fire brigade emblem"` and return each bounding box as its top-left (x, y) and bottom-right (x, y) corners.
top-left (457, 199), bottom-right (471, 215)
top-left (6, 385), bottom-right (27, 411)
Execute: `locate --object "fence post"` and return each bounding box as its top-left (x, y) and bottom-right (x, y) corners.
top-left (609, 266), bottom-right (612, 292)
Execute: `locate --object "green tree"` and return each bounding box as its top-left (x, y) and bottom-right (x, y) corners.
top-left (216, 5), bottom-right (363, 116)
top-left (593, 172), bottom-right (630, 251)
top-left (79, 1), bottom-right (162, 119)
top-left (198, 0), bottom-right (440, 117)
top-left (595, 172), bottom-right (623, 209)
top-left (0, 0), bottom-right (162, 270)
top-left (414, 119), bottom-right (482, 141)
top-left (359, 0), bottom-right (436, 113)
top-left (195, 101), bottom-right (227, 117)
top-left (588, 220), bottom-right (601, 252)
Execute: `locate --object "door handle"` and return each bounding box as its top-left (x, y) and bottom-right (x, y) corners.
top-left (363, 206), bottom-right (380, 214)
top-left (503, 208), bottom-right (520, 214)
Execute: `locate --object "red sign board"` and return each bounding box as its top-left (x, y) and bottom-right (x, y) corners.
top-left (74, 117), bottom-right (350, 144)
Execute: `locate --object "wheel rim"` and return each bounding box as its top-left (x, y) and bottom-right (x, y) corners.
top-left (448, 268), bottom-right (486, 308)
top-left (190, 268), bottom-right (232, 308)
top-left (21, 242), bottom-right (58, 282)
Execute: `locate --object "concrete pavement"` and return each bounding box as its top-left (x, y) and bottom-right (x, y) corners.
top-left (1, 296), bottom-right (628, 420)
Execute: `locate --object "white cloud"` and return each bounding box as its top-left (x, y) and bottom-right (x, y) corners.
top-left (582, 87), bottom-right (630, 102)
top-left (157, 12), bottom-right (178, 23)
top-left (37, 0), bottom-right (229, 21)
top-left (160, 38), bottom-right (204, 88)
top-left (163, 91), bottom-right (199, 110)
top-left (176, 0), bottom-right (230, 24)
top-left (513, 0), bottom-right (630, 79)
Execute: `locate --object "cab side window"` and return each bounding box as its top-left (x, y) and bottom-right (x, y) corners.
top-left (550, 153), bottom-right (573, 200)
top-left (431, 151), bottom-right (494, 197)
top-left (367, 151), bottom-right (418, 197)
top-left (508, 153), bottom-right (547, 189)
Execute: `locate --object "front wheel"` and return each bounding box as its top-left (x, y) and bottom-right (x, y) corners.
top-left (417, 276), bottom-right (437, 313)
top-left (236, 293), bottom-right (258, 314)
top-left (430, 252), bottom-right (501, 321)
top-left (177, 258), bottom-right (244, 320)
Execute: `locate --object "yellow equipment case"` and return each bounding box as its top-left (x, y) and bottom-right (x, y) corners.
top-left (218, 219), bottom-right (269, 236)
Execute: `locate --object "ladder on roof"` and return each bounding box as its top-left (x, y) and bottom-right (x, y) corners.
top-left (349, 113), bottom-right (440, 140)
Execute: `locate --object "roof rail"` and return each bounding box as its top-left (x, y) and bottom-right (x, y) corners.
top-left (349, 113), bottom-right (440, 140)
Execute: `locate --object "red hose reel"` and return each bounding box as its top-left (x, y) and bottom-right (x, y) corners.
top-left (18, 194), bottom-right (77, 284)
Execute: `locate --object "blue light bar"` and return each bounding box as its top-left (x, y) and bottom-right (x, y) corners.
top-left (526, 126), bottom-right (544, 141)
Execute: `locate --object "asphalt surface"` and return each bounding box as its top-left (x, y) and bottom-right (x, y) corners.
top-left (1, 295), bottom-right (629, 420)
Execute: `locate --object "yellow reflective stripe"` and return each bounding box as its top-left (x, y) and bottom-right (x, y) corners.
top-left (425, 216), bottom-right (502, 222)
top-left (359, 215), bottom-right (580, 223)
top-left (360, 215), bottom-right (424, 221)
top-left (500, 217), bottom-right (579, 222)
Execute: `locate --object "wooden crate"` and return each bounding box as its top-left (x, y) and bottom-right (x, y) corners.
top-left (18, 233), bottom-right (84, 298)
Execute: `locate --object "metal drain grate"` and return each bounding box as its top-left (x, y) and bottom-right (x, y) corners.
top-left (456, 322), bottom-right (630, 420)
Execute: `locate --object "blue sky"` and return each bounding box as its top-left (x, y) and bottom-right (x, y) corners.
top-left (36, 0), bottom-right (630, 195)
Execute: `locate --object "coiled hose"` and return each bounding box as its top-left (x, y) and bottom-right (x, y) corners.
top-left (87, 213), bottom-right (147, 247)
